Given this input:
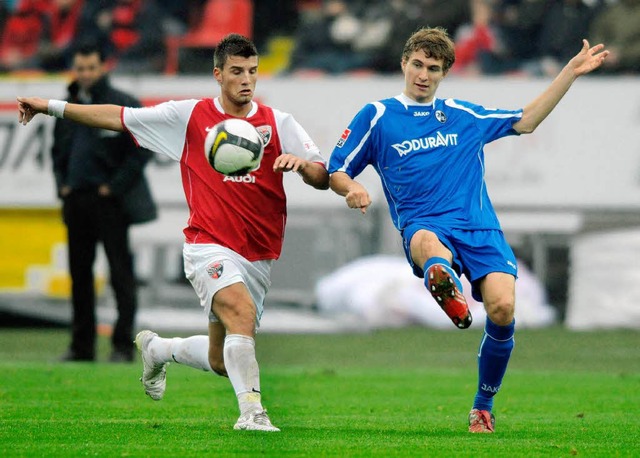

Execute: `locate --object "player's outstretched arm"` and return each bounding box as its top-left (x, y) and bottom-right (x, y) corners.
top-left (329, 171), bottom-right (371, 215)
top-left (17, 97), bottom-right (125, 132)
top-left (513, 39), bottom-right (609, 134)
top-left (273, 154), bottom-right (330, 189)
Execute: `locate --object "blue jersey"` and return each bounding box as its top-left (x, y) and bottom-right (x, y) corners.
top-left (329, 94), bottom-right (523, 231)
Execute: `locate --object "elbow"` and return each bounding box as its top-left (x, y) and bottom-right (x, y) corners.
top-left (514, 122), bottom-right (536, 135)
top-left (316, 171), bottom-right (330, 190)
top-left (317, 179), bottom-right (330, 190)
top-left (305, 168), bottom-right (330, 190)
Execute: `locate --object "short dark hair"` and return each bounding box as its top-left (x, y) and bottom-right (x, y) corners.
top-left (402, 27), bottom-right (456, 73)
top-left (214, 34), bottom-right (258, 70)
top-left (73, 41), bottom-right (106, 62)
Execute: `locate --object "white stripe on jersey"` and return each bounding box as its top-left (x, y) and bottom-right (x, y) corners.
top-left (337, 101), bottom-right (386, 173)
top-left (445, 99), bottom-right (522, 120)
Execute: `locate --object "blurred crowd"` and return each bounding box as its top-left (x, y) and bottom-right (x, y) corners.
top-left (1, 0), bottom-right (639, 76)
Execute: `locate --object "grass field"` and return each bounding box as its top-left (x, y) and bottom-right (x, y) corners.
top-left (0, 326), bottom-right (639, 457)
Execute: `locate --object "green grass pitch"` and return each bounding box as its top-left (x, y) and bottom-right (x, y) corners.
top-left (0, 326), bottom-right (639, 457)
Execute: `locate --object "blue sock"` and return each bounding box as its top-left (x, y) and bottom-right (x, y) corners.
top-left (473, 317), bottom-right (515, 412)
top-left (423, 257), bottom-right (463, 292)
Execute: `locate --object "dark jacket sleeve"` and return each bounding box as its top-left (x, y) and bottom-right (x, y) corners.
top-left (51, 117), bottom-right (72, 197)
top-left (102, 90), bottom-right (154, 197)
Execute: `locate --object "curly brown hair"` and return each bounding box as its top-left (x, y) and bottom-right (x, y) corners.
top-left (402, 27), bottom-right (456, 73)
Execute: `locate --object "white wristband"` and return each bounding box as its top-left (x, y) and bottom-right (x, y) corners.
top-left (47, 99), bottom-right (67, 119)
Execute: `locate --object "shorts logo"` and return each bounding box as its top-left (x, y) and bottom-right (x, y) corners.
top-left (435, 110), bottom-right (447, 123)
top-left (206, 261), bottom-right (224, 279)
top-left (336, 128), bottom-right (351, 148)
top-left (256, 125), bottom-right (272, 146)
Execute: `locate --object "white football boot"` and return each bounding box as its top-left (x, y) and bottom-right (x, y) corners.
top-left (233, 410), bottom-right (280, 432)
top-left (135, 330), bottom-right (167, 401)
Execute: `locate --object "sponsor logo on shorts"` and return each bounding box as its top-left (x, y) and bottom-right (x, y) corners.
top-left (206, 261), bottom-right (224, 279)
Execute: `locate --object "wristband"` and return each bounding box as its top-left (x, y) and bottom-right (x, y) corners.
top-left (47, 99), bottom-right (67, 119)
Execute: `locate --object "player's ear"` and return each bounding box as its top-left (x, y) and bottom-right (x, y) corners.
top-left (213, 67), bottom-right (222, 84)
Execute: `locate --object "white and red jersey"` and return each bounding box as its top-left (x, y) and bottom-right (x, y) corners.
top-left (122, 98), bottom-right (326, 261)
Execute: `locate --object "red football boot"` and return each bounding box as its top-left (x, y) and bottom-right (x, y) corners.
top-left (426, 264), bottom-right (472, 329)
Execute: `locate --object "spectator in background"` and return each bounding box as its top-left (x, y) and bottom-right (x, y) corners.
top-left (287, 0), bottom-right (372, 74)
top-left (479, 0), bottom-right (552, 75)
top-left (39, 0), bottom-right (85, 71)
top-left (76, 0), bottom-right (166, 73)
top-left (533, 0), bottom-right (598, 77)
top-left (589, 0), bottom-right (640, 74)
top-left (51, 43), bottom-right (157, 362)
top-left (0, 1), bottom-right (10, 39)
top-left (155, 0), bottom-right (207, 36)
top-left (0, 0), bottom-right (50, 71)
top-left (451, 0), bottom-right (499, 75)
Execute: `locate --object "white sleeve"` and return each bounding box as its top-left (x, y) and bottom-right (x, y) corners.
top-left (273, 108), bottom-right (326, 165)
top-left (123, 99), bottom-right (199, 161)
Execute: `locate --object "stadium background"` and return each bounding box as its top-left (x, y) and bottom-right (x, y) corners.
top-left (1, 0), bottom-right (639, 332)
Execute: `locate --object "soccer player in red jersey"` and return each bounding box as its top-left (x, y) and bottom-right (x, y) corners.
top-left (18, 34), bottom-right (329, 432)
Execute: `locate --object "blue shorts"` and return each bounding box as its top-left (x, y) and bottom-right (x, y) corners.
top-left (401, 223), bottom-right (518, 302)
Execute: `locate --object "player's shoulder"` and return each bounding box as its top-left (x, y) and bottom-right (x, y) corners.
top-left (442, 98), bottom-right (519, 118)
top-left (356, 97), bottom-right (397, 118)
top-left (441, 98), bottom-right (483, 112)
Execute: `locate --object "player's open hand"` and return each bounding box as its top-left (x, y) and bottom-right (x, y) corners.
top-left (273, 153), bottom-right (307, 173)
top-left (17, 97), bottom-right (48, 125)
top-left (569, 39), bottom-right (609, 77)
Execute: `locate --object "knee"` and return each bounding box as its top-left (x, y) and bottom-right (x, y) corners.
top-left (209, 355), bottom-right (227, 377)
top-left (485, 296), bottom-right (515, 326)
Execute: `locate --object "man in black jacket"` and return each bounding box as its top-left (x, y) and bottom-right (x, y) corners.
top-left (52, 43), bottom-right (157, 362)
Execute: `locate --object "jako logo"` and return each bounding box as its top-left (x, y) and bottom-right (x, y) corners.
top-left (413, 111), bottom-right (430, 117)
top-left (391, 131), bottom-right (459, 156)
top-left (223, 175), bottom-right (256, 183)
top-left (481, 383), bottom-right (501, 394)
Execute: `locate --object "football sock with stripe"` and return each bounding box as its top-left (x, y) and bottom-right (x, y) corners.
top-left (423, 257), bottom-right (463, 292)
top-left (224, 334), bottom-right (264, 416)
top-left (473, 317), bottom-right (515, 412)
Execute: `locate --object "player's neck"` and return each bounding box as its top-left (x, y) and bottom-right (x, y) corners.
top-left (218, 97), bottom-right (252, 118)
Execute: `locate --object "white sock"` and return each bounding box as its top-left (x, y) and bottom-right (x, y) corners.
top-left (224, 334), bottom-right (263, 416)
top-left (150, 335), bottom-right (212, 371)
top-left (170, 335), bottom-right (212, 371)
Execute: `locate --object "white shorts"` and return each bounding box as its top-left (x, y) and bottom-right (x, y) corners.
top-left (182, 243), bottom-right (273, 325)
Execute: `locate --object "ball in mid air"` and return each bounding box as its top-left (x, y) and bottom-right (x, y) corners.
top-left (205, 118), bottom-right (264, 176)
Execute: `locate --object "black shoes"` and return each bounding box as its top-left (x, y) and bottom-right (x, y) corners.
top-left (58, 349), bottom-right (133, 362)
top-left (109, 350), bottom-right (134, 363)
top-left (59, 349), bottom-right (95, 362)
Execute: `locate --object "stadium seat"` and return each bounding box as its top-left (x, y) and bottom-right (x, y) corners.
top-left (164, 0), bottom-right (253, 74)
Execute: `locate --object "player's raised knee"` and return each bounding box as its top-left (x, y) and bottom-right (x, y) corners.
top-left (209, 356), bottom-right (227, 377)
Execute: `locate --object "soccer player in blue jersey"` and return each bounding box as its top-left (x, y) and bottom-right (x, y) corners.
top-left (328, 27), bottom-right (608, 433)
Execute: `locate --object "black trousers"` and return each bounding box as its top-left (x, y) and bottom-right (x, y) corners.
top-left (63, 191), bottom-right (137, 356)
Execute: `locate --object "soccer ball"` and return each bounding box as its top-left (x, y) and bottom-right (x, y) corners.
top-left (204, 119), bottom-right (264, 176)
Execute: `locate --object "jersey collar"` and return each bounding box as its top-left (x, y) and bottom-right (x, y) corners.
top-left (213, 97), bottom-right (258, 118)
top-left (395, 93), bottom-right (436, 109)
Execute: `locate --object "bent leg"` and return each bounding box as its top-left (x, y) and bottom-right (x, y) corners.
top-left (410, 230), bottom-right (471, 328)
